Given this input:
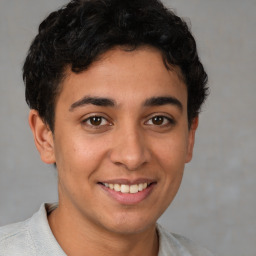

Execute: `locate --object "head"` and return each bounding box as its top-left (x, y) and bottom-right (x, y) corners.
top-left (23, 0), bottom-right (208, 132)
top-left (24, 0), bottom-right (208, 236)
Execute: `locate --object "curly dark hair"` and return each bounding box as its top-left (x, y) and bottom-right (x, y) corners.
top-left (23, 0), bottom-right (208, 131)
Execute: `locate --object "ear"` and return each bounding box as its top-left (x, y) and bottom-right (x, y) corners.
top-left (28, 110), bottom-right (56, 164)
top-left (185, 116), bottom-right (199, 163)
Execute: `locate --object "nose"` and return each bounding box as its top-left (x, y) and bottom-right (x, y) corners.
top-left (109, 126), bottom-right (151, 171)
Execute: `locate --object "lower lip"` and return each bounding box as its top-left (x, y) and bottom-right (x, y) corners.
top-left (100, 184), bottom-right (155, 205)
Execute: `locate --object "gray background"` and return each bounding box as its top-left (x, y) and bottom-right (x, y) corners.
top-left (0, 0), bottom-right (255, 255)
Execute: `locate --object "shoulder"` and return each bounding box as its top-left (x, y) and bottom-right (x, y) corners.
top-left (0, 203), bottom-right (64, 256)
top-left (0, 218), bottom-right (36, 255)
top-left (157, 224), bottom-right (215, 256)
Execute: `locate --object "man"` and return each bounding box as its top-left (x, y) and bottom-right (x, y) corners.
top-left (0, 0), bottom-right (213, 255)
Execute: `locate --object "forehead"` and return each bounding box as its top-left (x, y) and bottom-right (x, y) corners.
top-left (57, 47), bottom-right (187, 108)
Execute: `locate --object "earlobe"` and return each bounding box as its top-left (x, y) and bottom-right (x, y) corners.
top-left (28, 110), bottom-right (56, 164)
top-left (185, 116), bottom-right (199, 163)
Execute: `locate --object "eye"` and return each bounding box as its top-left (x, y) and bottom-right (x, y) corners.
top-left (82, 116), bottom-right (110, 127)
top-left (145, 115), bottom-right (175, 126)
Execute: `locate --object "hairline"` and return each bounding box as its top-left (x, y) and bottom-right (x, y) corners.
top-left (47, 45), bottom-right (189, 132)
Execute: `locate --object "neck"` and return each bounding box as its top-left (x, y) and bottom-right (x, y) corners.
top-left (48, 204), bottom-right (159, 256)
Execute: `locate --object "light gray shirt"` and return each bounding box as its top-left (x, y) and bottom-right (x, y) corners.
top-left (0, 203), bottom-right (214, 256)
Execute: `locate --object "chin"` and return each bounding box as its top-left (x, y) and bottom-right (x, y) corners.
top-left (104, 211), bottom-right (157, 235)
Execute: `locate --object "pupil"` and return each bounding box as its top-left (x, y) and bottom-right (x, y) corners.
top-left (153, 116), bottom-right (163, 125)
top-left (91, 117), bottom-right (102, 126)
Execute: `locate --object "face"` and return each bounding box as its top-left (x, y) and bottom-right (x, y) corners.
top-left (31, 47), bottom-right (197, 235)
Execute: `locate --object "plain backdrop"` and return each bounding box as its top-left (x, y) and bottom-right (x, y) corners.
top-left (0, 0), bottom-right (255, 255)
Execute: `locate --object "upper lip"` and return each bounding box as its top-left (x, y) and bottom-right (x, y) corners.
top-left (99, 178), bottom-right (156, 185)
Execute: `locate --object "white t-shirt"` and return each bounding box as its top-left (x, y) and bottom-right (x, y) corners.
top-left (0, 203), bottom-right (214, 256)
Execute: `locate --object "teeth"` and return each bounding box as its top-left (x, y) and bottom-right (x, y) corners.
top-left (121, 184), bottom-right (130, 193)
top-left (103, 182), bottom-right (149, 193)
top-left (114, 184), bottom-right (121, 192)
top-left (129, 184), bottom-right (138, 193)
top-left (138, 183), bottom-right (144, 191)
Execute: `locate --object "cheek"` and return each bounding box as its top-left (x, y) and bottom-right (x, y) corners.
top-left (151, 138), bottom-right (186, 214)
top-left (154, 134), bottom-right (189, 169)
top-left (152, 133), bottom-right (188, 191)
top-left (54, 135), bottom-right (108, 179)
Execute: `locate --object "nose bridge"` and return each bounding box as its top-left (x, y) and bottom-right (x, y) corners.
top-left (109, 122), bottom-right (150, 170)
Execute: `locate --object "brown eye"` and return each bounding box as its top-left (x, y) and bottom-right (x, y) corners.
top-left (152, 116), bottom-right (165, 125)
top-left (89, 116), bottom-right (103, 126)
top-left (145, 115), bottom-right (175, 127)
top-left (82, 115), bottom-right (112, 131)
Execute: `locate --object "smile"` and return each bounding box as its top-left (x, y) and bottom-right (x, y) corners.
top-left (102, 183), bottom-right (148, 194)
top-left (99, 180), bottom-right (156, 204)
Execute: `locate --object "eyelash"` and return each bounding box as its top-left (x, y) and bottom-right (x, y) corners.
top-left (82, 114), bottom-right (175, 129)
top-left (145, 115), bottom-right (175, 127)
top-left (82, 115), bottom-right (111, 129)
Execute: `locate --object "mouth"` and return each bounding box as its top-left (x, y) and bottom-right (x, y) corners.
top-left (100, 182), bottom-right (150, 194)
top-left (98, 180), bottom-right (156, 205)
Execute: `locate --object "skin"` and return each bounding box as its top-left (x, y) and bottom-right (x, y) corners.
top-left (29, 46), bottom-right (198, 256)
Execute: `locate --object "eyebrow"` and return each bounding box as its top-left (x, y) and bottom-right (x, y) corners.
top-left (69, 95), bottom-right (183, 111)
top-left (144, 96), bottom-right (183, 111)
top-left (69, 96), bottom-right (116, 111)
